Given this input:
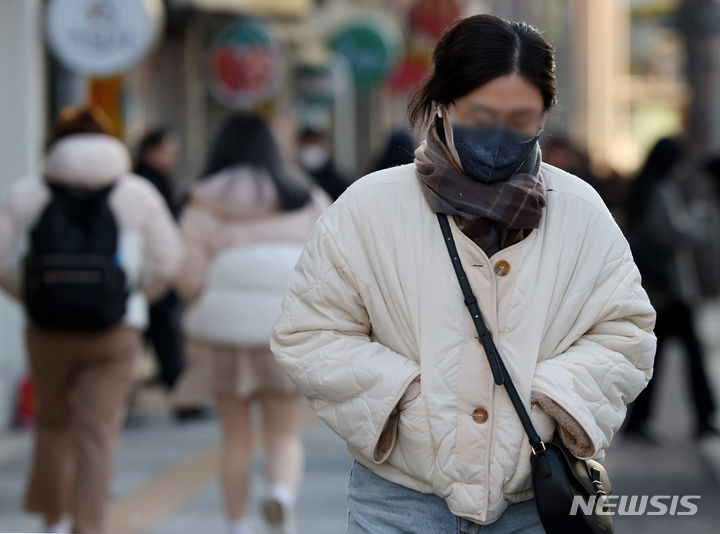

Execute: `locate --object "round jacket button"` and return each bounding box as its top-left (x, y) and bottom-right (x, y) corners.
top-left (471, 407), bottom-right (489, 424)
top-left (494, 260), bottom-right (510, 276)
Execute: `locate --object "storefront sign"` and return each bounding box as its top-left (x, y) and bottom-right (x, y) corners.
top-left (388, 46), bottom-right (432, 95)
top-left (46, 0), bottom-right (163, 76)
top-left (410, 0), bottom-right (461, 40)
top-left (208, 18), bottom-right (285, 109)
top-left (294, 64), bottom-right (336, 106)
top-left (329, 17), bottom-right (402, 90)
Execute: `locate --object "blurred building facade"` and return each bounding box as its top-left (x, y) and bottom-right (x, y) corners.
top-left (0, 0), bottom-right (46, 430)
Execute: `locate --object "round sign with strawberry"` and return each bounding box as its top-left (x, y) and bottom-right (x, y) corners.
top-left (208, 19), bottom-right (284, 109)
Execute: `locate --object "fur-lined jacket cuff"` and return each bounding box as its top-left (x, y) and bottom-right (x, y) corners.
top-left (531, 392), bottom-right (595, 458)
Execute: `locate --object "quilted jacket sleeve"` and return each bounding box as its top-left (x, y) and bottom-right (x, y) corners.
top-left (531, 245), bottom-right (656, 460)
top-left (271, 217), bottom-right (420, 464)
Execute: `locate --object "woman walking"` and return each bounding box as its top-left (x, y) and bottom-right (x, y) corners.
top-left (272, 15), bottom-right (656, 533)
top-left (0, 107), bottom-right (182, 534)
top-left (623, 138), bottom-right (718, 442)
top-left (173, 113), bottom-right (330, 534)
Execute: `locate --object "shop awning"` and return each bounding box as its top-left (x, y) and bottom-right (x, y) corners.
top-left (170, 0), bottom-right (313, 18)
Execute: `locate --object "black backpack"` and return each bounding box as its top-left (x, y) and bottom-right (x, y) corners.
top-left (23, 182), bottom-right (128, 332)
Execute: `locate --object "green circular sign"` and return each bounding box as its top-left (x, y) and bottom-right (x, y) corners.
top-left (330, 19), bottom-right (400, 89)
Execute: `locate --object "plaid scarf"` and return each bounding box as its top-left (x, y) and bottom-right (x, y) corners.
top-left (415, 117), bottom-right (546, 257)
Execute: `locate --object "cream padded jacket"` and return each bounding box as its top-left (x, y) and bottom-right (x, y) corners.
top-left (271, 162), bottom-right (656, 525)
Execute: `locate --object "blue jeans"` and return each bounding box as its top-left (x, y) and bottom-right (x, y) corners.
top-left (346, 461), bottom-right (546, 534)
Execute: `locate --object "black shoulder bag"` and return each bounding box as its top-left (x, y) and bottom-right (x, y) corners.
top-left (437, 213), bottom-right (614, 534)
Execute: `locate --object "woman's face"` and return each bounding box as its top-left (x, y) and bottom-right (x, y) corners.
top-left (446, 74), bottom-right (545, 137)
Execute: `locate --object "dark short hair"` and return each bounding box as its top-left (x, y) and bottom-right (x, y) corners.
top-left (408, 14), bottom-right (557, 130)
top-left (138, 127), bottom-right (173, 158)
top-left (203, 113), bottom-right (311, 212)
top-left (298, 128), bottom-right (327, 143)
top-left (52, 106), bottom-right (110, 143)
top-left (625, 137), bottom-right (685, 230)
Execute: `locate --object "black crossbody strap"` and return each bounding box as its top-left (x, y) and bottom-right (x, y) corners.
top-left (437, 214), bottom-right (544, 450)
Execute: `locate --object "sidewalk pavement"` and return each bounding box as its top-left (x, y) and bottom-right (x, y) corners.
top-left (0, 401), bottom-right (351, 534)
top-left (0, 300), bottom-right (719, 533)
top-left (2, 362), bottom-right (718, 534)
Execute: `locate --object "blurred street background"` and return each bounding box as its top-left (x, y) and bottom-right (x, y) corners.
top-left (2, 0), bottom-right (720, 533)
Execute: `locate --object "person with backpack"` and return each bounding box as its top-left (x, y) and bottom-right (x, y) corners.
top-left (0, 107), bottom-right (182, 534)
top-left (172, 113), bottom-right (330, 534)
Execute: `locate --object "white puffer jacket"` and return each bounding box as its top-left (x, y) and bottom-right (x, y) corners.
top-left (271, 162), bottom-right (656, 525)
top-left (175, 166), bottom-right (331, 347)
top-left (182, 243), bottom-right (305, 346)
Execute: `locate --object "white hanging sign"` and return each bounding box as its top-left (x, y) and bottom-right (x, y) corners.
top-left (46, 0), bottom-right (164, 76)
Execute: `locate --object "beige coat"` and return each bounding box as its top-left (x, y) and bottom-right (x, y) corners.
top-left (271, 162), bottom-right (656, 524)
top-left (0, 134), bottom-right (183, 329)
top-left (172, 167), bottom-right (331, 404)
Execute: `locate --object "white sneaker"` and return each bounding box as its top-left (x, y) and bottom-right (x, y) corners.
top-left (229, 516), bottom-right (254, 534)
top-left (261, 496), bottom-right (296, 534)
top-left (45, 518), bottom-right (71, 533)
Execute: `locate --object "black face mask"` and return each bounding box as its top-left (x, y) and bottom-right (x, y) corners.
top-left (451, 123), bottom-right (541, 184)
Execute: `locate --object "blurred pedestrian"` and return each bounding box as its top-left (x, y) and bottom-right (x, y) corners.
top-left (173, 113), bottom-right (331, 534)
top-left (624, 137), bottom-right (719, 442)
top-left (134, 129), bottom-right (189, 412)
top-left (134, 127), bottom-right (181, 217)
top-left (542, 137), bottom-right (630, 220)
top-left (368, 128), bottom-right (415, 173)
top-left (705, 154), bottom-right (720, 201)
top-left (272, 14), bottom-right (655, 533)
top-left (297, 128), bottom-right (348, 200)
top-left (0, 107), bottom-right (182, 534)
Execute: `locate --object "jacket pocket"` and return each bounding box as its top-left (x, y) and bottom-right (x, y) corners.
top-left (503, 405), bottom-right (556, 495)
top-left (387, 394), bottom-right (436, 485)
